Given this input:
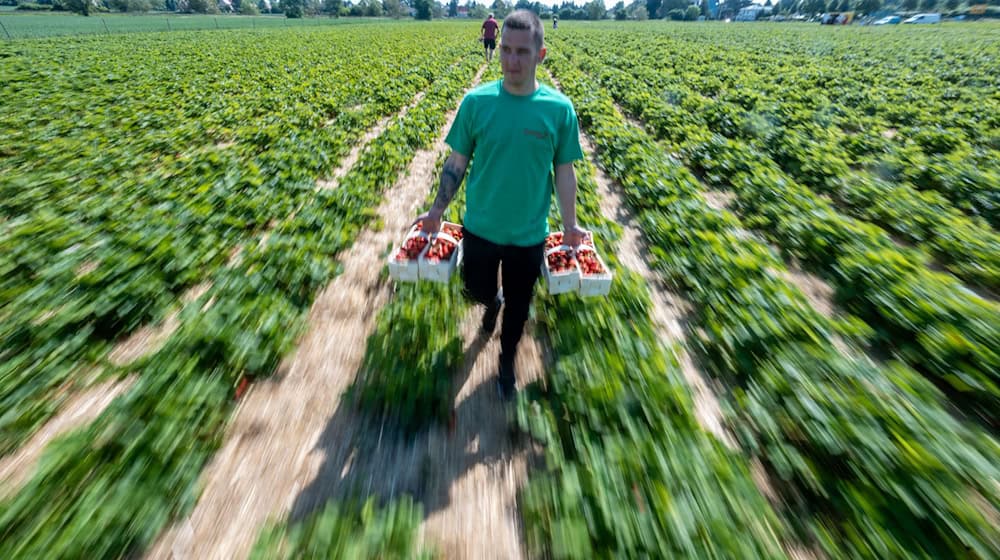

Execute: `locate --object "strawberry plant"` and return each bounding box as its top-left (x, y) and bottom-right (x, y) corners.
top-left (250, 497), bottom-right (430, 560)
top-left (546, 39), bottom-right (1000, 559)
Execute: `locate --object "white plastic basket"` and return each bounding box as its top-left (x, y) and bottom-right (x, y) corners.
top-left (388, 227), bottom-right (428, 282)
top-left (541, 244), bottom-right (581, 295)
top-left (577, 247), bottom-right (613, 297)
top-left (419, 230), bottom-right (463, 284)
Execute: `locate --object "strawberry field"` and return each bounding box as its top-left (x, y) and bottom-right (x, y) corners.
top-left (2, 20), bottom-right (999, 559)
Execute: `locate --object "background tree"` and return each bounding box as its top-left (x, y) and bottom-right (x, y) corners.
top-left (943, 0), bottom-right (957, 9)
top-left (413, 0), bottom-right (431, 17)
top-left (490, 0), bottom-right (509, 15)
top-left (646, 0), bottom-right (661, 17)
top-left (469, 1), bottom-right (487, 16)
top-left (632, 4), bottom-right (648, 17)
top-left (284, 0), bottom-right (303, 15)
top-left (63, 0), bottom-right (92, 14)
top-left (836, 0), bottom-right (850, 11)
top-left (902, 0), bottom-right (918, 10)
top-left (448, 0), bottom-right (457, 14)
top-left (241, 0), bottom-right (260, 12)
top-left (387, 0), bottom-right (406, 15)
top-left (656, 0), bottom-right (687, 16)
top-left (856, 0), bottom-right (879, 13)
top-left (686, 3), bottom-right (700, 16)
top-left (322, 0), bottom-right (341, 13)
top-left (801, 0), bottom-right (826, 14)
top-left (585, 0), bottom-right (604, 17)
top-left (919, 0), bottom-right (936, 9)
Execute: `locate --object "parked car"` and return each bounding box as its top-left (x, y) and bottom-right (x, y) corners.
top-left (873, 15), bottom-right (901, 24)
top-left (903, 13), bottom-right (941, 23)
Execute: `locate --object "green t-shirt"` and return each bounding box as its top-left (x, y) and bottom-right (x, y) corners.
top-left (445, 79), bottom-right (584, 247)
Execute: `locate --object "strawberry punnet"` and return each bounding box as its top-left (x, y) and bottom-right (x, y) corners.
top-left (395, 236), bottom-right (428, 261)
top-left (424, 238), bottom-right (456, 263)
top-left (546, 250), bottom-right (578, 274)
top-left (441, 224), bottom-right (464, 241)
top-left (577, 249), bottom-right (605, 275)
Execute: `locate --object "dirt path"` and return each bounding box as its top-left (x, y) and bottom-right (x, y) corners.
top-left (0, 282), bottom-right (210, 499)
top-left (418, 309), bottom-right (542, 559)
top-left (316, 91), bottom-right (427, 192)
top-left (145, 65), bottom-right (498, 560)
top-left (0, 377), bottom-right (133, 500)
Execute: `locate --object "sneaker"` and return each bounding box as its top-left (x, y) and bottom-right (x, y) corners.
top-left (496, 357), bottom-right (516, 401)
top-left (480, 288), bottom-right (504, 337)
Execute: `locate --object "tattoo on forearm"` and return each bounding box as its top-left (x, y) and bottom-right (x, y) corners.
top-left (432, 162), bottom-right (463, 212)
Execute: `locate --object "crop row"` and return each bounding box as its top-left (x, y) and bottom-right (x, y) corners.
top-left (588, 30), bottom-right (999, 291)
top-left (545, 44), bottom-right (1000, 559)
top-left (591, 23), bottom-right (1000, 228)
top-left (0, 25), bottom-right (471, 456)
top-left (0, 42), bottom-right (481, 558)
top-left (559, 32), bottom-right (1000, 428)
top-left (515, 82), bottom-right (787, 557)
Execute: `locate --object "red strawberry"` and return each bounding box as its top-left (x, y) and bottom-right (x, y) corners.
top-left (235, 376), bottom-right (250, 400)
top-left (442, 224), bottom-right (464, 241)
top-left (395, 236), bottom-right (428, 261)
top-left (424, 238), bottom-right (455, 263)
top-left (547, 250), bottom-right (578, 274)
top-left (578, 250), bottom-right (605, 275)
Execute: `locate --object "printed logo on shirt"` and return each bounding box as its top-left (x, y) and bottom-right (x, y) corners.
top-left (523, 128), bottom-right (549, 140)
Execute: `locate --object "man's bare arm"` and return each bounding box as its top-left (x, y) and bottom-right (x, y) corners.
top-left (430, 152), bottom-right (470, 218)
top-left (555, 162), bottom-right (587, 246)
top-left (554, 162), bottom-right (578, 229)
top-left (413, 151), bottom-right (470, 233)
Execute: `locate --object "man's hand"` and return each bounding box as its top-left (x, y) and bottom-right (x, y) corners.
top-left (563, 224), bottom-right (588, 248)
top-left (413, 210), bottom-right (442, 235)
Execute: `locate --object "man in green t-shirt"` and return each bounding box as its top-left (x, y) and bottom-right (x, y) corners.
top-left (413, 10), bottom-right (586, 400)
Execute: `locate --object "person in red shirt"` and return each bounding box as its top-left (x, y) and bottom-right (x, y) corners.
top-left (481, 13), bottom-right (499, 62)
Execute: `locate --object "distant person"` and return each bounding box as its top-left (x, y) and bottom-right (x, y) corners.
top-left (553, 15), bottom-right (558, 29)
top-left (481, 13), bottom-right (499, 63)
top-left (414, 10), bottom-right (586, 401)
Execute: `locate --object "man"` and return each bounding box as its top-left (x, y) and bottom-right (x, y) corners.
top-left (480, 13), bottom-right (499, 62)
top-left (414, 10), bottom-right (586, 400)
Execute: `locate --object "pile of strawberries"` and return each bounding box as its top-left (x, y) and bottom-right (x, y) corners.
top-left (424, 238), bottom-right (456, 263)
top-left (577, 249), bottom-right (606, 275)
top-left (442, 224), bottom-right (464, 241)
top-left (545, 231), bottom-right (594, 250)
top-left (546, 250), bottom-right (578, 274)
top-left (395, 236), bottom-right (428, 261)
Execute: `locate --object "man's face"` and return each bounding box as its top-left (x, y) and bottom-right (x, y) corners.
top-left (500, 28), bottom-right (545, 87)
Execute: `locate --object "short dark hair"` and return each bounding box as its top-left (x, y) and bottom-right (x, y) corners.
top-left (503, 10), bottom-right (544, 51)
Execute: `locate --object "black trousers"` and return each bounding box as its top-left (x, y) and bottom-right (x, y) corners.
top-left (462, 228), bottom-right (544, 363)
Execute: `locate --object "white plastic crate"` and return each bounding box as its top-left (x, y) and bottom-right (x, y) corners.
top-left (419, 230), bottom-right (463, 284)
top-left (387, 227), bottom-right (428, 282)
top-left (577, 247), bottom-right (613, 297)
top-left (541, 245), bottom-right (581, 295)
